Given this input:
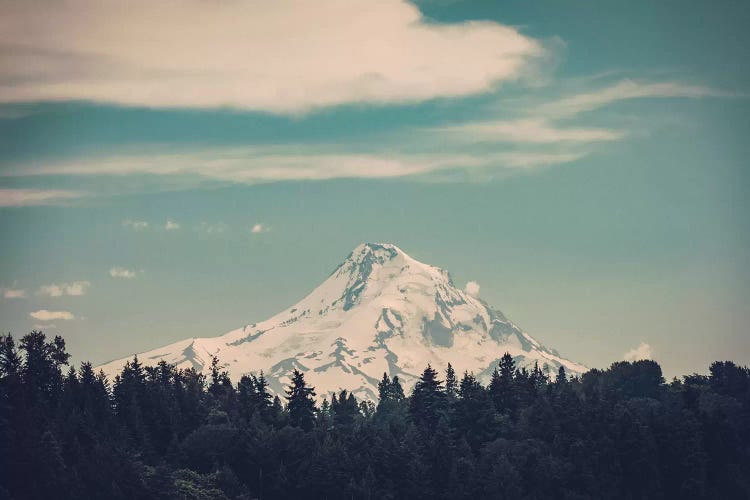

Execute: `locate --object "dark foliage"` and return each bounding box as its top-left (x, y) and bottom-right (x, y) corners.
top-left (1, 331), bottom-right (749, 499)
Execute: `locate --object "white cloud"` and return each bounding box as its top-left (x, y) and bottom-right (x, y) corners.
top-left (623, 341), bottom-right (653, 362)
top-left (10, 146), bottom-right (587, 184)
top-left (30, 310), bottom-right (75, 321)
top-left (65, 281), bottom-right (90, 296)
top-left (0, 0), bottom-right (541, 114)
top-left (196, 222), bottom-right (229, 234)
top-left (3, 288), bottom-right (27, 298)
top-left (433, 118), bottom-right (624, 144)
top-left (538, 80), bottom-right (731, 118)
top-left (122, 219), bottom-right (149, 230)
top-left (0, 188), bottom-right (83, 207)
top-left (37, 281), bottom-right (91, 297)
top-left (464, 281), bottom-right (480, 298)
top-left (109, 267), bottom-right (136, 279)
top-left (1, 77), bottom-right (731, 191)
top-left (165, 219), bottom-right (180, 231)
top-left (251, 223), bottom-right (268, 234)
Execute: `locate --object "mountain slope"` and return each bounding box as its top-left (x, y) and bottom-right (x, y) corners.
top-left (98, 243), bottom-right (586, 400)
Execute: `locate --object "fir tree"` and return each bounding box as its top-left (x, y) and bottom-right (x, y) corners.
top-left (409, 364), bottom-right (447, 428)
top-left (445, 363), bottom-right (458, 398)
top-left (285, 369), bottom-right (316, 431)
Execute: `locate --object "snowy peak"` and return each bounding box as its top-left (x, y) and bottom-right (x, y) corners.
top-left (97, 243), bottom-right (586, 400)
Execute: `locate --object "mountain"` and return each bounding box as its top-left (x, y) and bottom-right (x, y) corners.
top-left (98, 243), bottom-right (586, 400)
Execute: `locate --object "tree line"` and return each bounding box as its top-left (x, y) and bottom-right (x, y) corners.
top-left (1, 331), bottom-right (749, 499)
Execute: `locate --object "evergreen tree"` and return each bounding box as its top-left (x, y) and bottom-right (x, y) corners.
top-left (285, 369), bottom-right (316, 431)
top-left (377, 372), bottom-right (391, 403)
top-left (390, 375), bottom-right (405, 401)
top-left (445, 363), bottom-right (458, 398)
top-left (409, 364), bottom-right (447, 428)
top-left (489, 352), bottom-right (516, 413)
top-left (331, 389), bottom-right (361, 428)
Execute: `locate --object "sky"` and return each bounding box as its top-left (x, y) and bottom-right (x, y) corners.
top-left (1, 0), bottom-right (748, 378)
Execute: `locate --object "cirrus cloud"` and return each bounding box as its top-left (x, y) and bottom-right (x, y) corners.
top-left (0, 188), bottom-right (83, 207)
top-left (0, 0), bottom-right (541, 114)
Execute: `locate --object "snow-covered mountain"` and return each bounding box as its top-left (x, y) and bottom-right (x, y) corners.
top-left (98, 243), bottom-right (586, 400)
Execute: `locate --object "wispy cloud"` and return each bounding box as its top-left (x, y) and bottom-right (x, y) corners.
top-left (537, 80), bottom-right (732, 118)
top-left (30, 310), bottom-right (75, 321)
top-left (37, 281), bottom-right (91, 297)
top-left (165, 219), bottom-right (180, 231)
top-left (122, 219), bottom-right (149, 230)
top-left (0, 188), bottom-right (83, 207)
top-left (3, 288), bottom-right (27, 299)
top-left (196, 221), bottom-right (229, 234)
top-left (109, 267), bottom-right (137, 279)
top-left (0, 0), bottom-right (541, 114)
top-left (623, 341), bottom-right (653, 362)
top-left (8, 147), bottom-right (588, 183)
top-left (33, 323), bottom-right (57, 330)
top-left (431, 118), bottom-right (624, 144)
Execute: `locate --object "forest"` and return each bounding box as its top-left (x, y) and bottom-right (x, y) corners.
top-left (1, 331), bottom-right (748, 499)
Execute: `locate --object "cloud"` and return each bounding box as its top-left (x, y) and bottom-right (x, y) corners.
top-left (432, 118), bottom-right (624, 144)
top-left (109, 267), bottom-right (136, 279)
top-left (30, 310), bottom-right (75, 321)
top-left (165, 219), bottom-right (180, 231)
top-left (623, 342), bottom-right (653, 362)
top-left (464, 281), bottom-right (480, 298)
top-left (196, 222), bottom-right (229, 234)
top-left (0, 0), bottom-right (541, 114)
top-left (2, 76), bottom-right (731, 190)
top-left (3, 288), bottom-right (27, 298)
top-left (537, 80), bottom-right (731, 118)
top-left (122, 219), bottom-right (149, 230)
top-left (9, 146), bottom-right (587, 184)
top-left (251, 223), bottom-right (268, 234)
top-left (37, 281), bottom-right (91, 297)
top-left (0, 188), bottom-right (83, 207)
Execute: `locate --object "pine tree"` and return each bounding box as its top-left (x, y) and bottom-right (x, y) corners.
top-left (254, 371), bottom-right (273, 408)
top-left (489, 352), bottom-right (516, 413)
top-left (377, 372), bottom-right (391, 403)
top-left (0, 334), bottom-right (21, 379)
top-left (237, 374), bottom-right (259, 422)
top-left (316, 397), bottom-right (332, 428)
top-left (285, 369), bottom-right (316, 431)
top-left (332, 389), bottom-right (361, 428)
top-left (445, 363), bottom-right (458, 398)
top-left (409, 364), bottom-right (447, 428)
top-left (390, 375), bottom-right (405, 401)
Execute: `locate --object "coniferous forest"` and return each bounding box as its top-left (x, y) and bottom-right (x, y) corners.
top-left (1, 331), bottom-right (749, 500)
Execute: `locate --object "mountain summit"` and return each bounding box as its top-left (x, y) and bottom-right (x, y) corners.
top-left (98, 243), bottom-right (586, 399)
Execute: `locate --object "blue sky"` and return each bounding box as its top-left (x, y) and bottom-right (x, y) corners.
top-left (1, 0), bottom-right (748, 377)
